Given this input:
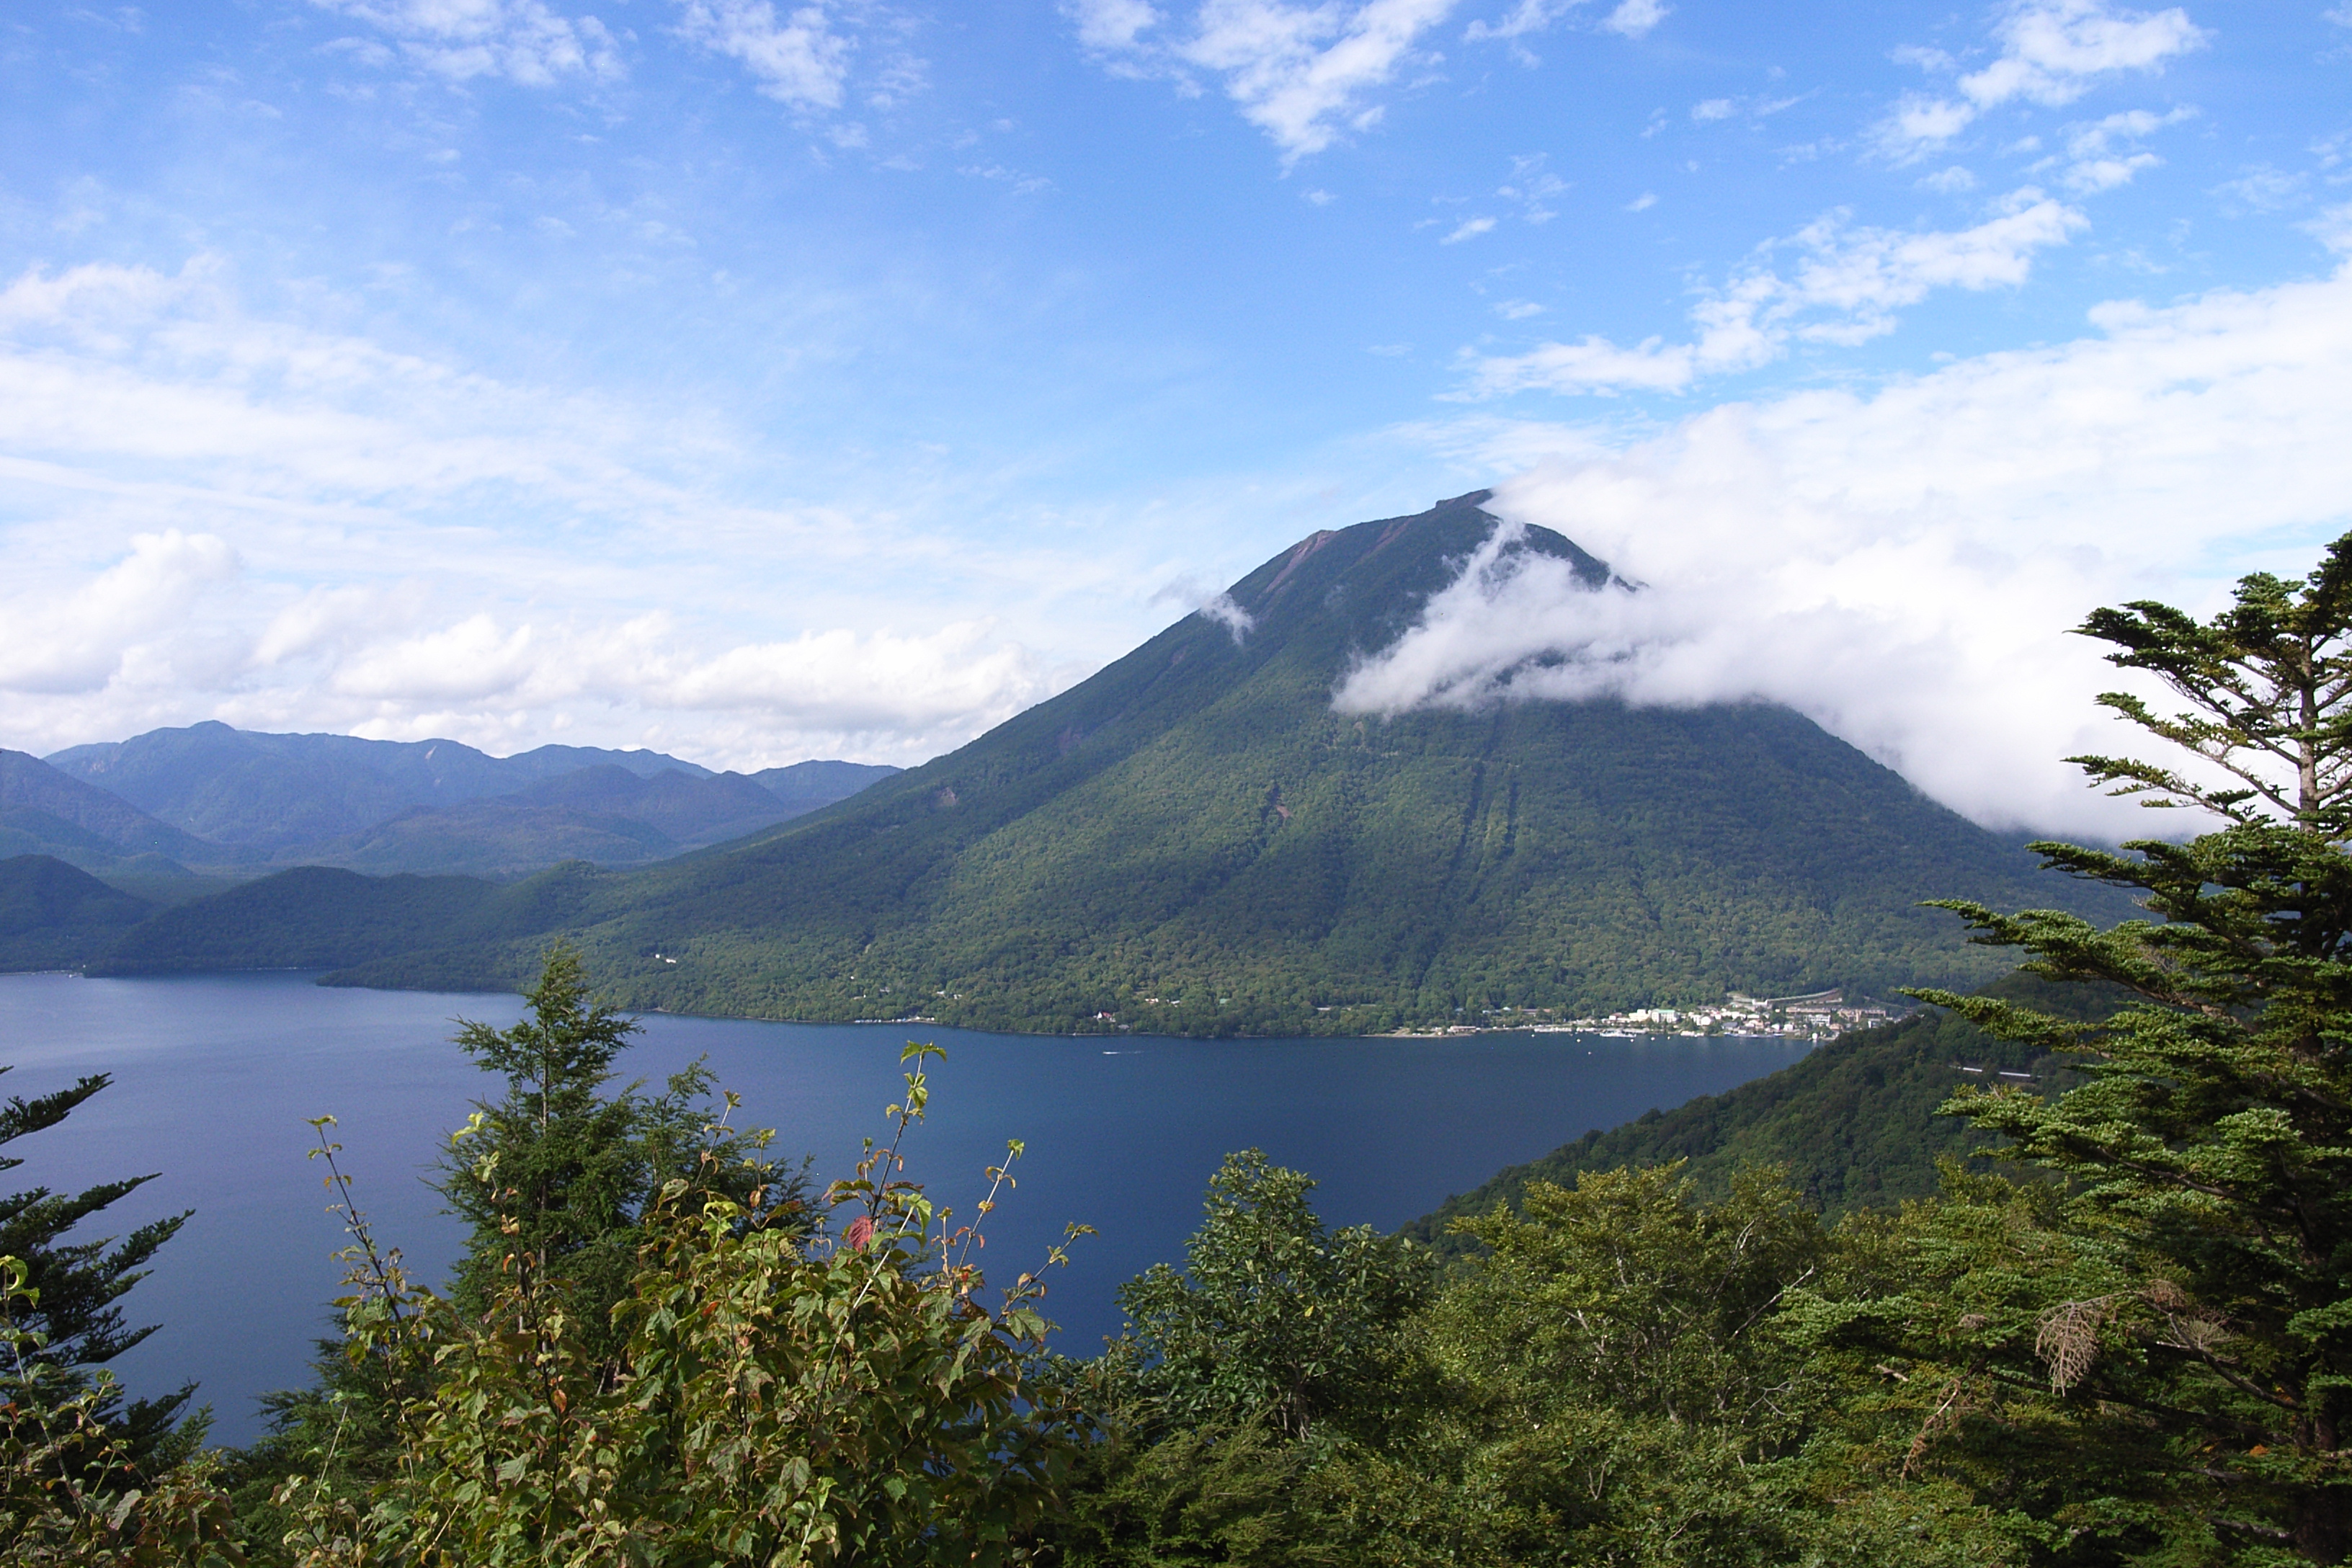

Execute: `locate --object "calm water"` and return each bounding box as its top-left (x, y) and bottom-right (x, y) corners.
top-left (0, 971), bottom-right (1812, 1443)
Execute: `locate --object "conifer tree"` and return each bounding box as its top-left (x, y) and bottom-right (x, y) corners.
top-left (436, 944), bottom-right (788, 1355)
top-left (1910, 532), bottom-right (2352, 1562)
top-left (0, 1064), bottom-right (197, 1458)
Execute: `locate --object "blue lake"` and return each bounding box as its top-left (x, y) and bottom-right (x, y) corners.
top-left (0, 971), bottom-right (1813, 1443)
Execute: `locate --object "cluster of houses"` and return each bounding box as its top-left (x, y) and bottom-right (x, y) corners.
top-left (1463, 988), bottom-right (1901, 1039)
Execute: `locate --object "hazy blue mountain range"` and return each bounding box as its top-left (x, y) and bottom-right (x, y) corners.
top-left (752, 760), bottom-right (904, 816)
top-left (0, 725), bottom-right (899, 909)
top-left (44, 722), bottom-right (726, 850)
top-left (1, 747), bottom-right (218, 855)
top-left (65, 494), bottom-right (2129, 1033)
top-left (281, 765), bottom-right (899, 878)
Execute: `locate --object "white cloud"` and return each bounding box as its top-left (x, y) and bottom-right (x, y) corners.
top-left (1361, 258), bottom-right (2352, 837)
top-left (1891, 43), bottom-right (1956, 72)
top-left (1463, 0), bottom-right (1579, 43)
top-left (1960, 0), bottom-right (2202, 106)
top-left (1461, 190), bottom-right (2084, 394)
top-left (1195, 593), bottom-right (1257, 640)
top-left (1068, 0), bottom-right (1162, 52)
top-left (961, 163), bottom-right (1056, 194)
top-left (275, 607), bottom-right (1059, 746)
top-left (2217, 166), bottom-right (2309, 215)
top-left (2057, 105), bottom-right (2188, 191)
top-left (1625, 190), bottom-right (1657, 211)
top-left (2064, 152), bottom-right (2158, 192)
top-left (1598, 0), bottom-right (1665, 38)
top-left (1881, 95), bottom-right (1977, 153)
top-left (334, 612), bottom-right (540, 703)
top-left (312, 0), bottom-right (622, 86)
top-left (1494, 152), bottom-right (1567, 221)
top-left (2309, 205), bottom-right (2352, 255)
top-left (0, 531), bottom-right (239, 695)
top-left (1876, 0), bottom-right (2205, 161)
top-left (1458, 0), bottom-right (1657, 49)
top-left (638, 620), bottom-right (1059, 732)
top-left (1440, 215), bottom-right (1497, 243)
top-left (1690, 97), bottom-right (1733, 122)
top-left (675, 0), bottom-right (852, 110)
top-left (0, 258), bottom-right (685, 507)
top-left (1463, 334), bottom-right (1700, 393)
top-left (1918, 165), bottom-right (1979, 194)
top-left (1069, 0), bottom-right (1461, 163)
top-left (1150, 572), bottom-right (1260, 641)
top-left (0, 257), bottom-right (1092, 767)
top-left (1496, 299), bottom-right (1546, 318)
top-left (250, 584), bottom-right (389, 667)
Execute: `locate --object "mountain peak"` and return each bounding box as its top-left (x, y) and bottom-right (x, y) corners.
top-left (1182, 493), bottom-right (1618, 682)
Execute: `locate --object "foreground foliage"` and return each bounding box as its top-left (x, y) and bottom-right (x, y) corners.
top-left (2, 1257), bottom-right (242, 1566)
top-left (266, 1041), bottom-right (1082, 1567)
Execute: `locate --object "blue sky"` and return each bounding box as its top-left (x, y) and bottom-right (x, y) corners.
top-left (4, 0), bottom-right (2349, 832)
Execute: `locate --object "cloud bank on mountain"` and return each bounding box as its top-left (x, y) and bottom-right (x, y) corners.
top-left (1352, 247), bottom-right (2352, 837)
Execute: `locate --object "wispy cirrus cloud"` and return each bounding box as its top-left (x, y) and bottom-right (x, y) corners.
top-left (1066, 0), bottom-right (1461, 163)
top-left (675, 0), bottom-right (854, 110)
top-left (311, 0), bottom-right (623, 86)
top-left (2059, 105), bottom-right (2191, 191)
top-left (1461, 0), bottom-right (1663, 55)
top-left (1876, 0), bottom-right (2205, 162)
top-left (1459, 188), bottom-right (2085, 395)
top-left (1596, 0), bottom-right (1665, 39)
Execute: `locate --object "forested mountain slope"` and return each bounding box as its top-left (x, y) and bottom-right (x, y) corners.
top-left (280, 766), bottom-right (833, 877)
top-left (0, 750), bottom-right (227, 873)
top-left (214, 491), bottom-right (2128, 1035)
top-left (1400, 974), bottom-right (2129, 1252)
top-left (88, 861), bottom-right (605, 976)
top-left (0, 855), bottom-right (158, 969)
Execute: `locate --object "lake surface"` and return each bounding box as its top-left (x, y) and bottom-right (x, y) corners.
top-left (0, 971), bottom-right (1813, 1443)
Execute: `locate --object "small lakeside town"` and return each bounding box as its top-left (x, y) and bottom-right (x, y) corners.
top-left (1404, 988), bottom-right (1902, 1040)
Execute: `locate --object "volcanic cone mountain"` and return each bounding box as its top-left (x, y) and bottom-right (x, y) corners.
top-left (112, 491), bottom-right (2110, 1035)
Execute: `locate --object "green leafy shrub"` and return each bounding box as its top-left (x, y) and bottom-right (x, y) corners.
top-left (272, 1043), bottom-right (1086, 1567)
top-left (1, 1256), bottom-right (244, 1566)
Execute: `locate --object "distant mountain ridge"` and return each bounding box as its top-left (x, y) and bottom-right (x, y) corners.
top-left (45, 722), bottom-right (723, 850)
top-left (290, 765), bottom-right (895, 878)
top-left (70, 491), bottom-right (2132, 1033)
top-left (0, 749), bottom-right (220, 870)
top-left (0, 725), bottom-right (899, 909)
